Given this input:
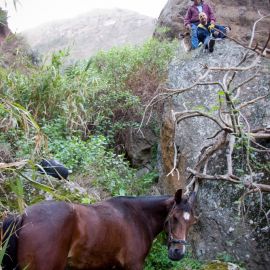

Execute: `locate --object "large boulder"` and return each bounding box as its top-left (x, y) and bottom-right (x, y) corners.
top-left (160, 39), bottom-right (270, 269)
top-left (154, 0), bottom-right (270, 50)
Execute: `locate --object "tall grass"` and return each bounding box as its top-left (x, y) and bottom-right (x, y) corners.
top-left (0, 37), bottom-right (177, 210)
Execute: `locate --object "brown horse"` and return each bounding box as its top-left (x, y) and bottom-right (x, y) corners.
top-left (1, 190), bottom-right (197, 270)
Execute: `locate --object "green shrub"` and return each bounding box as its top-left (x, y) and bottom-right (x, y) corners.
top-left (0, 37), bottom-right (177, 210)
top-left (144, 233), bottom-right (204, 270)
top-left (46, 134), bottom-right (131, 195)
top-left (144, 234), bottom-right (177, 270)
top-left (1, 38), bottom-right (177, 144)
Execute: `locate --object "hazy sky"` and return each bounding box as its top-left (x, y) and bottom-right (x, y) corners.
top-left (2, 0), bottom-right (168, 32)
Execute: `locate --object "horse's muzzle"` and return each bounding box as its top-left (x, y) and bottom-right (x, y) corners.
top-left (168, 248), bottom-right (185, 261)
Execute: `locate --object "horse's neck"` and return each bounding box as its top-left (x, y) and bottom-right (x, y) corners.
top-left (109, 196), bottom-right (174, 239)
top-left (138, 197), bottom-right (174, 238)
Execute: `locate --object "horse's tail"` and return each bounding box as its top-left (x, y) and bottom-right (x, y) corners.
top-left (1, 214), bottom-right (23, 270)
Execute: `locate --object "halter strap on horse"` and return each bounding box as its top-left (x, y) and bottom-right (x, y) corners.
top-left (168, 236), bottom-right (189, 245)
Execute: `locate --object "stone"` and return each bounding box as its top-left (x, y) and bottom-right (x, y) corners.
top-left (160, 39), bottom-right (270, 269)
top-left (154, 0), bottom-right (270, 52)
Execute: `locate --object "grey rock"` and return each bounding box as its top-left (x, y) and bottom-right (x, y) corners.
top-left (162, 39), bottom-right (270, 269)
top-left (154, 0), bottom-right (270, 50)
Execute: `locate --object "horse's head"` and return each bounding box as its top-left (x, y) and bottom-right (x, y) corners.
top-left (165, 189), bottom-right (197, 261)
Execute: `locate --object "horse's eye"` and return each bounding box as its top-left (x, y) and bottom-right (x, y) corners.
top-left (172, 216), bottom-right (178, 223)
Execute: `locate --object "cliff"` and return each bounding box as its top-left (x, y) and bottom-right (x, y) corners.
top-left (157, 36), bottom-right (270, 269)
top-left (154, 0), bottom-right (270, 51)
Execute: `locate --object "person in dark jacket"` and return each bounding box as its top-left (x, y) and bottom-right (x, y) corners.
top-left (197, 12), bottom-right (230, 52)
top-left (184, 0), bottom-right (216, 49)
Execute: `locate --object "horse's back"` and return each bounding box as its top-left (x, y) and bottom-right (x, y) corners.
top-left (68, 199), bottom-right (155, 269)
top-left (14, 198), bottom-right (167, 270)
top-left (67, 202), bottom-right (140, 269)
top-left (20, 200), bottom-right (75, 229)
top-left (18, 201), bottom-right (76, 270)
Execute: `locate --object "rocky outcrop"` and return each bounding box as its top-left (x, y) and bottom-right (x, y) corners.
top-left (154, 0), bottom-right (270, 50)
top-left (161, 39), bottom-right (270, 269)
top-left (123, 127), bottom-right (158, 168)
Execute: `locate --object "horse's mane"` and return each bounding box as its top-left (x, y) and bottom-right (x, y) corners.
top-left (108, 196), bottom-right (172, 207)
top-left (104, 196), bottom-right (173, 216)
top-left (109, 195), bottom-right (171, 202)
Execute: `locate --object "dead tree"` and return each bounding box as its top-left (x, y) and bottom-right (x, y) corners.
top-left (139, 13), bottom-right (270, 218)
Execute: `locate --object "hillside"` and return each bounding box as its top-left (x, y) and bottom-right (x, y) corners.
top-left (1, 1), bottom-right (270, 269)
top-left (23, 8), bottom-right (156, 62)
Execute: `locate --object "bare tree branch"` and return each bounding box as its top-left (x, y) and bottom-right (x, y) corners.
top-left (231, 73), bottom-right (258, 94)
top-left (226, 134), bottom-right (235, 176)
top-left (203, 55), bottom-right (260, 72)
top-left (237, 94), bottom-right (269, 110)
top-left (0, 160), bottom-right (28, 169)
top-left (244, 181), bottom-right (270, 193)
top-left (187, 168), bottom-right (270, 193)
top-left (249, 11), bottom-right (270, 47)
top-left (260, 33), bottom-right (270, 56)
top-left (187, 168), bottom-right (240, 183)
top-left (166, 141), bottom-right (180, 179)
top-left (250, 139), bottom-right (270, 151)
top-left (250, 133), bottom-right (270, 139)
top-left (194, 131), bottom-right (229, 173)
top-left (174, 110), bottom-right (232, 131)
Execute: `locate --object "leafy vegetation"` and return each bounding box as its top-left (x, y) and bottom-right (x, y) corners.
top-left (0, 37), bottom-right (179, 267)
top-left (0, 28), bottom-right (249, 270)
top-left (0, 38), bottom-right (177, 212)
top-left (144, 234), bottom-right (204, 270)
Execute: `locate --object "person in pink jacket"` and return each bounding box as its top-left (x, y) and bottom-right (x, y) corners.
top-left (184, 0), bottom-right (216, 49)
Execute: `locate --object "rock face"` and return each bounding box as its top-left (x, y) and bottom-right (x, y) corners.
top-left (23, 9), bottom-right (156, 62)
top-left (123, 127), bottom-right (158, 168)
top-left (162, 40), bottom-right (270, 269)
top-left (154, 0), bottom-right (270, 49)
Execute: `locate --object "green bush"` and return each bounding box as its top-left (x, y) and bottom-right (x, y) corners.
top-left (144, 233), bottom-right (204, 270)
top-left (46, 134), bottom-right (131, 195)
top-left (144, 234), bottom-right (178, 270)
top-left (46, 133), bottom-right (155, 196)
top-left (1, 38), bottom-right (177, 141)
top-left (0, 37), bottom-right (177, 207)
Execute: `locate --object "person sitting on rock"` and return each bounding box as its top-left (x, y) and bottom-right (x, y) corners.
top-left (197, 12), bottom-right (230, 53)
top-left (184, 0), bottom-right (216, 50)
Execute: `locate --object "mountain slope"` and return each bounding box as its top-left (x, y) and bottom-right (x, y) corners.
top-left (23, 8), bottom-right (156, 62)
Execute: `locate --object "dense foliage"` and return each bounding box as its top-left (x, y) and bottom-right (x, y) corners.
top-left (144, 234), bottom-right (204, 270)
top-left (0, 37), bottom-right (180, 268)
top-left (0, 38), bottom-right (177, 211)
top-left (0, 33), bottom-right (247, 269)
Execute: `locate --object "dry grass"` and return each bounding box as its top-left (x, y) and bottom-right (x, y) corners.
top-left (127, 66), bottom-right (162, 105)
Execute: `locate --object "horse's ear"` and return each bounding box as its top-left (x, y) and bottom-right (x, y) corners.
top-left (174, 189), bottom-right (182, 204)
top-left (188, 192), bottom-right (196, 207)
